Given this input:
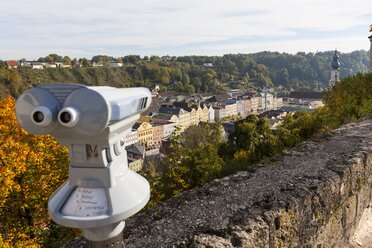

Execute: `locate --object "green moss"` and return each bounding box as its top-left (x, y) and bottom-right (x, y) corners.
top-left (356, 179), bottom-right (363, 191)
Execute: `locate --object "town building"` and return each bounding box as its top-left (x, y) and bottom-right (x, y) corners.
top-left (208, 106), bottom-right (215, 122)
top-left (109, 61), bottom-right (123, 68)
top-left (92, 62), bottom-right (104, 67)
top-left (288, 91), bottom-right (323, 109)
top-left (250, 97), bottom-right (260, 114)
top-left (5, 60), bottom-right (18, 69)
top-left (152, 123), bottom-right (164, 147)
top-left (31, 62), bottom-right (44, 69)
top-left (124, 130), bottom-right (138, 147)
top-left (242, 99), bottom-right (251, 116)
top-left (203, 63), bottom-right (213, 67)
top-left (277, 98), bottom-right (283, 109)
top-left (127, 144), bottom-right (145, 172)
top-left (152, 113), bottom-right (179, 124)
top-left (188, 107), bottom-right (198, 126)
top-left (214, 105), bottom-right (226, 121)
top-left (134, 122), bottom-right (153, 146)
top-left (235, 100), bottom-right (244, 117)
top-left (159, 106), bottom-right (190, 130)
top-left (20, 61), bottom-right (31, 67)
top-left (56, 62), bottom-right (72, 68)
top-left (45, 63), bottom-right (57, 68)
top-left (163, 121), bottom-right (178, 139)
top-left (260, 92), bottom-right (274, 111)
top-left (201, 105), bottom-right (209, 122)
top-left (205, 94), bottom-right (230, 104)
top-left (227, 89), bottom-right (242, 98)
top-left (225, 101), bottom-right (238, 117)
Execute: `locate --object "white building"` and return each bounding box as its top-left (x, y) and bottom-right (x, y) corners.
top-left (45, 63), bottom-right (57, 68)
top-left (261, 92), bottom-right (274, 111)
top-left (92, 62), bottom-right (104, 67)
top-left (124, 130), bottom-right (138, 147)
top-left (208, 106), bottom-right (215, 122)
top-left (31, 63), bottom-right (44, 69)
top-left (214, 106), bottom-right (226, 121)
top-left (163, 122), bottom-right (178, 139)
top-left (203, 63), bottom-right (213, 67)
top-left (20, 61), bottom-right (31, 67)
top-left (109, 62), bottom-right (123, 68)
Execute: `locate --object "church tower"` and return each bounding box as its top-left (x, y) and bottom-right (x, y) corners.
top-left (369, 25), bottom-right (372, 72)
top-left (329, 50), bottom-right (340, 87)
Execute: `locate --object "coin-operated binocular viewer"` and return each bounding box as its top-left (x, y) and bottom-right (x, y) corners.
top-left (16, 84), bottom-right (151, 247)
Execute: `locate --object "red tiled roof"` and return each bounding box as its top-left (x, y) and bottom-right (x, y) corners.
top-left (6, 60), bottom-right (18, 66)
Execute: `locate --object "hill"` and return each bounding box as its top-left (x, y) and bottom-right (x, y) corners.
top-left (0, 50), bottom-right (369, 98)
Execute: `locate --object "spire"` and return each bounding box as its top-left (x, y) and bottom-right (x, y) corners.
top-left (369, 25), bottom-right (372, 72)
top-left (331, 50), bottom-right (340, 70)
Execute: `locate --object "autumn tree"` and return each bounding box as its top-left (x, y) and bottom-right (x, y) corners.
top-left (0, 96), bottom-right (75, 246)
top-left (63, 56), bottom-right (72, 65)
top-left (219, 115), bottom-right (279, 174)
top-left (323, 73), bottom-right (372, 123)
top-left (157, 127), bottom-right (190, 200)
top-left (149, 124), bottom-right (223, 204)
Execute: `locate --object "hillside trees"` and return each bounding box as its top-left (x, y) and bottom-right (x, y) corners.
top-left (323, 73), bottom-right (372, 124)
top-left (219, 115), bottom-right (279, 174)
top-left (145, 123), bottom-right (224, 205)
top-left (1, 50), bottom-right (369, 99)
top-left (0, 96), bottom-right (74, 246)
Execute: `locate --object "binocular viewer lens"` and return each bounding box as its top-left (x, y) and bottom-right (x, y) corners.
top-left (30, 106), bottom-right (79, 128)
top-left (31, 106), bottom-right (53, 127)
top-left (32, 111), bottom-right (45, 123)
top-left (59, 111), bottom-right (72, 124)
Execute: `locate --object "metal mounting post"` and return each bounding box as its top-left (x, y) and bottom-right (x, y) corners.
top-left (89, 231), bottom-right (124, 248)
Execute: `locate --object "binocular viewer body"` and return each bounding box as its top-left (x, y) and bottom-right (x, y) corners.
top-left (16, 84), bottom-right (152, 241)
top-left (16, 84), bottom-right (151, 139)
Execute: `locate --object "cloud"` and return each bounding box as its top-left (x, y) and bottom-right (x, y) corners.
top-left (0, 0), bottom-right (371, 59)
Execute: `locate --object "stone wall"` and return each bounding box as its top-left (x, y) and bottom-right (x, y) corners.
top-left (66, 118), bottom-right (372, 247)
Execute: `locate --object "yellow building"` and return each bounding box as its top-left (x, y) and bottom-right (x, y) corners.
top-left (139, 115), bottom-right (151, 123)
top-left (195, 106), bottom-right (203, 125)
top-left (159, 106), bottom-right (190, 131)
top-left (135, 122), bottom-right (153, 146)
top-left (256, 96), bottom-right (263, 112)
top-left (128, 158), bottom-right (143, 172)
top-left (201, 105), bottom-right (209, 122)
top-left (250, 97), bottom-right (260, 114)
top-left (225, 103), bottom-right (237, 118)
top-left (152, 114), bottom-right (179, 124)
top-left (188, 108), bottom-right (197, 126)
top-left (273, 97), bottom-right (279, 110)
top-left (178, 109), bottom-right (191, 130)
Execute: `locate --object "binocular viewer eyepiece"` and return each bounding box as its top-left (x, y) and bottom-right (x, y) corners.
top-left (31, 105), bottom-right (79, 128)
top-left (58, 107), bottom-right (79, 127)
top-left (31, 106), bottom-right (53, 126)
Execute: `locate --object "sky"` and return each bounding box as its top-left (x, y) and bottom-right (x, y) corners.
top-left (0, 0), bottom-right (372, 60)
